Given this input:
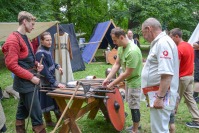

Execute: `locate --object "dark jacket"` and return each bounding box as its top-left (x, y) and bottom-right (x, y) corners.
top-left (36, 45), bottom-right (60, 87)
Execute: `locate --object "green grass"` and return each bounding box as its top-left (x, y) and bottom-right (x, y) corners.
top-left (1, 50), bottom-right (199, 133)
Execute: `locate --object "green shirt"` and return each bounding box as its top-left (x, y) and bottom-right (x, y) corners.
top-left (118, 42), bottom-right (142, 88)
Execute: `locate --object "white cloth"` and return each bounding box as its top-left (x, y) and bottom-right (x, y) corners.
top-left (127, 38), bottom-right (138, 46)
top-left (150, 108), bottom-right (171, 133)
top-left (54, 32), bottom-right (74, 83)
top-left (188, 23), bottom-right (199, 45)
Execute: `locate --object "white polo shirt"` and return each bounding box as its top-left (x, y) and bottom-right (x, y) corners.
top-left (141, 32), bottom-right (179, 94)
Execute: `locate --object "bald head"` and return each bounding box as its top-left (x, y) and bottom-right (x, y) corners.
top-left (141, 18), bottom-right (162, 43)
top-left (127, 29), bottom-right (133, 40)
top-left (142, 18), bottom-right (162, 31)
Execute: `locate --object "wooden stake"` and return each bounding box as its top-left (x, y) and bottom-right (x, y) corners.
top-left (50, 83), bottom-right (80, 133)
top-left (56, 23), bottom-right (62, 81)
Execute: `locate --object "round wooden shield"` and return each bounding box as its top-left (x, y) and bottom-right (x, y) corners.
top-left (105, 88), bottom-right (125, 131)
top-left (107, 48), bottom-right (118, 65)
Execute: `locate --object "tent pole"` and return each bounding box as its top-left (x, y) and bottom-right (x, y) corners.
top-left (88, 21), bottom-right (113, 64)
top-left (56, 23), bottom-right (62, 81)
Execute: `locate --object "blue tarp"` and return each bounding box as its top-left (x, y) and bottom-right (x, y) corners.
top-left (47, 24), bottom-right (85, 72)
top-left (82, 20), bottom-right (116, 63)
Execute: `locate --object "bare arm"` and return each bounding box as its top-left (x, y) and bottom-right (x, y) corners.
top-left (158, 74), bottom-right (173, 97)
top-left (102, 56), bottom-right (121, 87)
top-left (193, 43), bottom-right (199, 50)
top-left (105, 56), bottom-right (120, 78)
top-left (107, 67), bottom-right (133, 89)
top-left (153, 74), bottom-right (173, 109)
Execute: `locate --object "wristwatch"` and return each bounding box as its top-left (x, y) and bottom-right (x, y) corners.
top-left (156, 94), bottom-right (164, 99)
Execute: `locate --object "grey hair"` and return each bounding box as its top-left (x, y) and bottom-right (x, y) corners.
top-left (142, 18), bottom-right (162, 30)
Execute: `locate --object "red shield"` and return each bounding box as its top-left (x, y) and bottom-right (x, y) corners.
top-left (105, 88), bottom-right (125, 131)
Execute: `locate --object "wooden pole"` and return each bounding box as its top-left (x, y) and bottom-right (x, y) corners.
top-left (50, 83), bottom-right (80, 133)
top-left (56, 23), bottom-right (62, 81)
top-left (80, 41), bottom-right (101, 45)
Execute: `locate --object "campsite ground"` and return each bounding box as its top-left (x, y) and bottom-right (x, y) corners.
top-left (0, 48), bottom-right (199, 133)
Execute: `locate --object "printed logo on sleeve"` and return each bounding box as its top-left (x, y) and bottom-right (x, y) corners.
top-left (160, 50), bottom-right (171, 59)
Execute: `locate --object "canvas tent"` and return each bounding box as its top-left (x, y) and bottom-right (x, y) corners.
top-left (82, 20), bottom-right (116, 63)
top-left (0, 22), bottom-right (85, 72)
top-left (188, 23), bottom-right (199, 45)
top-left (47, 24), bottom-right (85, 72)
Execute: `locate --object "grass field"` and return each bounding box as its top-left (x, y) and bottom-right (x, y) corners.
top-left (0, 49), bottom-right (199, 133)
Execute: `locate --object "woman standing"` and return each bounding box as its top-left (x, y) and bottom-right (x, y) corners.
top-left (36, 32), bottom-right (65, 127)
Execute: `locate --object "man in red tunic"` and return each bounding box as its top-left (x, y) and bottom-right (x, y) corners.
top-left (2, 11), bottom-right (46, 133)
top-left (170, 28), bottom-right (199, 130)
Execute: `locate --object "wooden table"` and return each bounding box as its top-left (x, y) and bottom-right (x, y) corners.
top-left (47, 88), bottom-right (110, 133)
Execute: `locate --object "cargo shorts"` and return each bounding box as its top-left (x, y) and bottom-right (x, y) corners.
top-left (127, 88), bottom-right (141, 109)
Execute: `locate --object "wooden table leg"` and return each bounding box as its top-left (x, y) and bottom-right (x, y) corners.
top-left (87, 99), bottom-right (100, 120)
top-left (99, 99), bottom-right (110, 122)
top-left (70, 99), bottom-right (84, 117)
top-left (87, 98), bottom-right (109, 122)
top-left (54, 97), bottom-right (82, 133)
top-left (76, 99), bottom-right (99, 120)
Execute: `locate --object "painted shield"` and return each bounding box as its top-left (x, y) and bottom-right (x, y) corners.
top-left (107, 48), bottom-right (118, 65)
top-left (105, 88), bottom-right (125, 131)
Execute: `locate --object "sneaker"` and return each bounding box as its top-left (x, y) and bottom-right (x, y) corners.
top-left (186, 121), bottom-right (199, 128)
top-left (126, 125), bottom-right (141, 131)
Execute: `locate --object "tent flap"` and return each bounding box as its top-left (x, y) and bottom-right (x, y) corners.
top-left (82, 20), bottom-right (116, 63)
top-left (188, 23), bottom-right (199, 45)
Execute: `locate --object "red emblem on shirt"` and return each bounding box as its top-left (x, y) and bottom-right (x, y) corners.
top-left (163, 51), bottom-right (168, 56)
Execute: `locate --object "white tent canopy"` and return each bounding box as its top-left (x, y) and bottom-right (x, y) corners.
top-left (188, 23), bottom-right (199, 45)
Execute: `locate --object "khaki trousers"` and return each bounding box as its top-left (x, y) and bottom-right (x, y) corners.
top-left (179, 76), bottom-right (199, 124)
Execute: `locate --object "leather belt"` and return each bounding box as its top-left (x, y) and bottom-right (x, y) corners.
top-left (142, 86), bottom-right (159, 95)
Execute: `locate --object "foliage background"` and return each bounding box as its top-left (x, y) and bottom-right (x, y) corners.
top-left (0, 0), bottom-right (199, 40)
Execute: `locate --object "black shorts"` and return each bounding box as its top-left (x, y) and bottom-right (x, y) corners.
top-left (169, 112), bottom-right (175, 124)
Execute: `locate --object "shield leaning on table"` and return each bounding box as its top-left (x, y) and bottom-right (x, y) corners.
top-left (105, 87), bottom-right (125, 131)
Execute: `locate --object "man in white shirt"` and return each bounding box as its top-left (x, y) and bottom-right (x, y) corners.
top-left (141, 18), bottom-right (179, 133)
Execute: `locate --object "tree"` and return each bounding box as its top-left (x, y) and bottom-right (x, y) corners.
top-left (0, 0), bottom-right (198, 40)
top-left (0, 0), bottom-right (51, 22)
top-left (126, 0), bottom-right (199, 39)
top-left (58, 0), bottom-right (110, 39)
